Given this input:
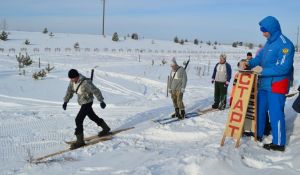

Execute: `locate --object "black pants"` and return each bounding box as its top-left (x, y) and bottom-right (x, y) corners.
top-left (75, 102), bottom-right (104, 135)
top-left (214, 81), bottom-right (228, 106)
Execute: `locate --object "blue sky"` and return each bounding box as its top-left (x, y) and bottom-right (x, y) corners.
top-left (1, 0), bottom-right (300, 44)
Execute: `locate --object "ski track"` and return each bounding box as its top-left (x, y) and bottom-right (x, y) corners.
top-left (95, 70), bottom-right (165, 90)
top-left (0, 103), bottom-right (148, 166)
top-left (95, 74), bottom-right (144, 97)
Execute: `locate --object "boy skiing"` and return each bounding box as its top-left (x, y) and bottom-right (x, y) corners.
top-left (63, 69), bottom-right (111, 149)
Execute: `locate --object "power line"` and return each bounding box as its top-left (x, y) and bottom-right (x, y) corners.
top-left (296, 25), bottom-right (299, 52)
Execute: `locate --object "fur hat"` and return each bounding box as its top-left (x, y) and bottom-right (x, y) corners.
top-left (68, 69), bottom-right (79, 78)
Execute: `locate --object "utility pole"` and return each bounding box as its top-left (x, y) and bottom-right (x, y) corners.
top-left (297, 25), bottom-right (299, 52)
top-left (102, 0), bottom-right (106, 36)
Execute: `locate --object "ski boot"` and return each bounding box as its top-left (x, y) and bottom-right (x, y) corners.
top-left (218, 102), bottom-right (226, 110)
top-left (243, 131), bottom-right (254, 137)
top-left (212, 103), bottom-right (219, 109)
top-left (171, 108), bottom-right (180, 118)
top-left (98, 119), bottom-right (111, 137)
top-left (70, 133), bottom-right (85, 149)
top-left (178, 110), bottom-right (185, 120)
top-left (263, 143), bottom-right (285, 152)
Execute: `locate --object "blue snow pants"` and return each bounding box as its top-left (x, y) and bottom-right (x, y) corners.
top-left (257, 90), bottom-right (286, 146)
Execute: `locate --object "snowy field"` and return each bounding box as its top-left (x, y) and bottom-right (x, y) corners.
top-left (0, 31), bottom-right (300, 175)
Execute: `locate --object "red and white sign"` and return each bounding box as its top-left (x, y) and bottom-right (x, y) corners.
top-left (221, 72), bottom-right (256, 147)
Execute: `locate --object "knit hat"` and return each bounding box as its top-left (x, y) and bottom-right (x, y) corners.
top-left (68, 69), bottom-right (79, 78)
top-left (170, 57), bottom-right (177, 66)
top-left (247, 52), bottom-right (252, 56)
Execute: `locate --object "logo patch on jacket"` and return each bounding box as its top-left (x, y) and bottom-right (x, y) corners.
top-left (282, 48), bottom-right (289, 54)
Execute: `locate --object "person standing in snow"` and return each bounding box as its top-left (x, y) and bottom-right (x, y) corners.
top-left (211, 54), bottom-right (232, 110)
top-left (246, 52), bottom-right (253, 60)
top-left (230, 52), bottom-right (252, 106)
top-left (63, 69), bottom-right (111, 149)
top-left (168, 57), bottom-right (187, 119)
top-left (240, 16), bottom-right (295, 151)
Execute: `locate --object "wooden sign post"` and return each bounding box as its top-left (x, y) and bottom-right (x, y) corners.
top-left (221, 71), bottom-right (258, 148)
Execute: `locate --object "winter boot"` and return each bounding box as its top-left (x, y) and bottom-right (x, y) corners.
top-left (171, 108), bottom-right (180, 118)
top-left (263, 143), bottom-right (285, 152)
top-left (243, 131), bottom-right (254, 137)
top-left (98, 119), bottom-right (111, 137)
top-left (178, 110), bottom-right (185, 120)
top-left (257, 136), bottom-right (263, 142)
top-left (218, 100), bottom-right (226, 110)
top-left (70, 133), bottom-right (85, 149)
top-left (212, 103), bottom-right (219, 109)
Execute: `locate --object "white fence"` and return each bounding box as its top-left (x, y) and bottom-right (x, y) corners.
top-left (1, 47), bottom-right (299, 60)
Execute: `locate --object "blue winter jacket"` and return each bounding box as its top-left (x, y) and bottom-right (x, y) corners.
top-left (248, 16), bottom-right (295, 94)
top-left (212, 62), bottom-right (232, 82)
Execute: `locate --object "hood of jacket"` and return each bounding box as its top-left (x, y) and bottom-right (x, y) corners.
top-left (259, 16), bottom-right (282, 43)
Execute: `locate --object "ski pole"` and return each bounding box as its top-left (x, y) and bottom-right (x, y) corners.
top-left (91, 69), bottom-right (94, 82)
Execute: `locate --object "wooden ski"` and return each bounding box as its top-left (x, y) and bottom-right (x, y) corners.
top-left (33, 135), bottom-right (113, 163)
top-left (32, 127), bottom-right (134, 163)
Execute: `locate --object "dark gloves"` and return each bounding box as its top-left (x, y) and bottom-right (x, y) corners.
top-left (211, 79), bottom-right (215, 84)
top-left (62, 102), bottom-right (67, 110)
top-left (100, 101), bottom-right (106, 109)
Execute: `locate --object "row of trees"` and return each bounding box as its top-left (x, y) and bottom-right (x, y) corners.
top-left (232, 41), bottom-right (255, 49)
top-left (2, 28), bottom-right (259, 50)
top-left (42, 28), bottom-right (54, 37)
top-left (112, 32), bottom-right (139, 42)
top-left (172, 36), bottom-right (258, 49)
top-left (173, 36), bottom-right (219, 46)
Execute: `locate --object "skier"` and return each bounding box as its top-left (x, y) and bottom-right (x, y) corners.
top-left (168, 57), bottom-right (187, 119)
top-left (211, 54), bottom-right (232, 110)
top-left (63, 69), bottom-right (111, 149)
top-left (240, 16), bottom-right (295, 151)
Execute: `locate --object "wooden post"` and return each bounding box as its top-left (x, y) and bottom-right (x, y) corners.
top-left (253, 75), bottom-right (258, 141)
top-left (167, 76), bottom-right (170, 97)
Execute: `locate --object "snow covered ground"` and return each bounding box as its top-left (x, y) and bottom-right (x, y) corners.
top-left (0, 31), bottom-right (300, 175)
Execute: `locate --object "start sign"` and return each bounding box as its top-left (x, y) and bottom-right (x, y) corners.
top-left (221, 71), bottom-right (257, 148)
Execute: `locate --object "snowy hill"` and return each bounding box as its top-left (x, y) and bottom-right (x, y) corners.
top-left (0, 31), bottom-right (300, 175)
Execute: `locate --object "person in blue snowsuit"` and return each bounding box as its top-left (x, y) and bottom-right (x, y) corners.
top-left (241, 16), bottom-right (295, 151)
